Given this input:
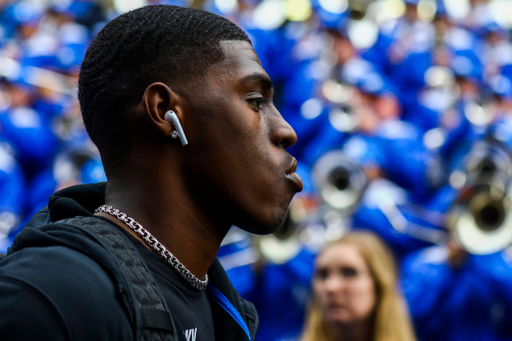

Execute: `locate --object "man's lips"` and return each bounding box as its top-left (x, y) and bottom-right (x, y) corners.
top-left (285, 158), bottom-right (303, 192)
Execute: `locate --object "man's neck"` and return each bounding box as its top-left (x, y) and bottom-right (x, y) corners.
top-left (98, 177), bottom-right (230, 281)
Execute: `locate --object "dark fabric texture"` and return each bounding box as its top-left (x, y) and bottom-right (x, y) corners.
top-left (66, 217), bottom-right (168, 313)
top-left (0, 182), bottom-right (258, 341)
top-left (119, 222), bottom-right (216, 341)
top-left (64, 216), bottom-right (175, 341)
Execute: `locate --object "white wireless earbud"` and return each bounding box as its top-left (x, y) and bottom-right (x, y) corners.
top-left (164, 110), bottom-right (188, 146)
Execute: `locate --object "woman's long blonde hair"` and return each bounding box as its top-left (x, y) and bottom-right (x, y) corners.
top-left (301, 231), bottom-right (416, 341)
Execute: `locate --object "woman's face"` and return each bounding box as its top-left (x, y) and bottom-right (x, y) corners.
top-left (313, 243), bottom-right (376, 326)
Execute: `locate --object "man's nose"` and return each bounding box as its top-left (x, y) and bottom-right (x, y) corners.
top-left (270, 110), bottom-right (298, 149)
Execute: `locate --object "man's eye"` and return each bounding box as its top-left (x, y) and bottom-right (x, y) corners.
top-left (248, 98), bottom-right (267, 110)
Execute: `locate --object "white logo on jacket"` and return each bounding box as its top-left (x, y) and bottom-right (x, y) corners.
top-left (185, 328), bottom-right (197, 341)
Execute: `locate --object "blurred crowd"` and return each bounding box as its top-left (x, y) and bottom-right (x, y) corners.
top-left (2, 0), bottom-right (512, 340)
top-left (0, 0), bottom-right (108, 252)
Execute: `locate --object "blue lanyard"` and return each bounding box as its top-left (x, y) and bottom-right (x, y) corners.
top-left (207, 285), bottom-right (251, 341)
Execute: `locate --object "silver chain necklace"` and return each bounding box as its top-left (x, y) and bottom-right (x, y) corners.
top-left (95, 205), bottom-right (209, 291)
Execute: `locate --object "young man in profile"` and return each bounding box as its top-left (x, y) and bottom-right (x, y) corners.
top-left (0, 5), bottom-right (303, 341)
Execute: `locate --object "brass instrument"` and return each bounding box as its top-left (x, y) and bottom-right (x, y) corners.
top-left (450, 141), bottom-right (512, 254)
top-left (451, 181), bottom-right (512, 255)
top-left (312, 150), bottom-right (366, 212)
top-left (254, 213), bottom-right (304, 264)
top-left (321, 80), bottom-right (360, 133)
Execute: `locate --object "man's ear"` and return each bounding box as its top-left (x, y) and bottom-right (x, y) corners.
top-left (142, 82), bottom-right (186, 137)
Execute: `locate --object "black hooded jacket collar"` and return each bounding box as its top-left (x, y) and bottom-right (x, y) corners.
top-left (11, 182), bottom-right (259, 341)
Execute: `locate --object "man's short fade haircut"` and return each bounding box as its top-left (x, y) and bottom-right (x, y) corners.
top-left (78, 5), bottom-right (251, 161)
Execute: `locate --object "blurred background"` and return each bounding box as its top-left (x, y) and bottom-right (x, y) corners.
top-left (2, 0), bottom-right (512, 340)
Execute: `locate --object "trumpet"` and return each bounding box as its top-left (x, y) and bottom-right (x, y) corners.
top-left (253, 213), bottom-right (303, 264)
top-left (451, 174), bottom-right (512, 255)
top-left (312, 150), bottom-right (367, 212)
top-left (321, 80), bottom-right (360, 133)
top-left (450, 140), bottom-right (512, 254)
top-left (298, 150), bottom-right (369, 249)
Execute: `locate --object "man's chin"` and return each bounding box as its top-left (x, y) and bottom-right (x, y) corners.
top-left (236, 210), bottom-right (288, 236)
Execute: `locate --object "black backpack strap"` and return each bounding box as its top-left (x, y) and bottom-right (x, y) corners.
top-left (64, 216), bottom-right (175, 341)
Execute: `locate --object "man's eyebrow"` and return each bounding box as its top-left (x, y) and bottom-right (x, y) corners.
top-left (239, 73), bottom-right (273, 90)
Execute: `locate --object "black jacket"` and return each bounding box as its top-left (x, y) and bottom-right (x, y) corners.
top-left (0, 182), bottom-right (258, 341)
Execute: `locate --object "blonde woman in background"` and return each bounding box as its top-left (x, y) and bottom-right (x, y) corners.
top-left (301, 231), bottom-right (416, 341)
